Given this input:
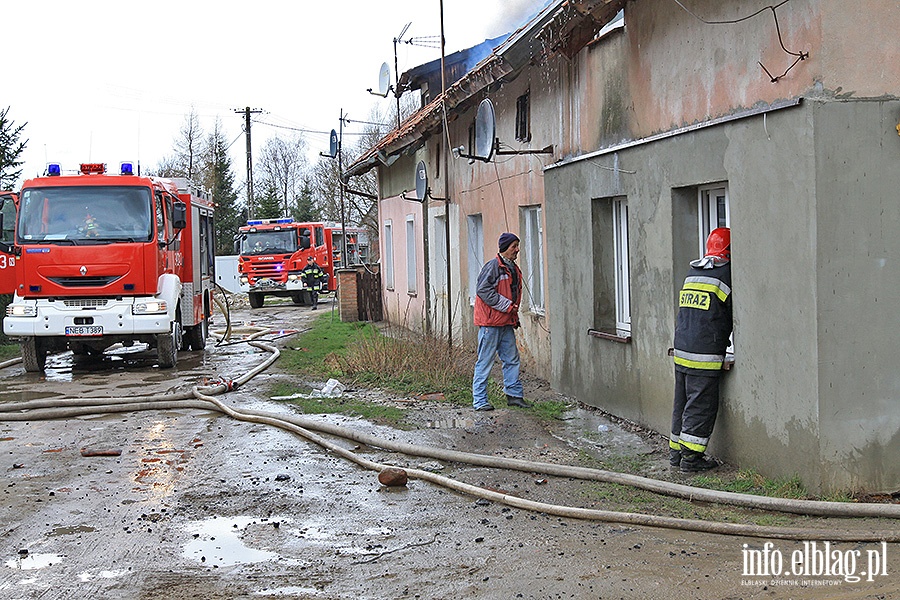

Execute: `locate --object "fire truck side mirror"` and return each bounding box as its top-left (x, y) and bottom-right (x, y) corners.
top-left (172, 201), bottom-right (187, 230)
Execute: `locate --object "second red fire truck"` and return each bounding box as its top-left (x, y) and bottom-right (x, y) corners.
top-left (236, 218), bottom-right (339, 308)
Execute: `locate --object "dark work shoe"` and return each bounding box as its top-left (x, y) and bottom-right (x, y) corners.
top-left (311, 305), bottom-right (317, 310)
top-left (474, 403), bottom-right (495, 411)
top-left (506, 395), bottom-right (533, 408)
top-left (680, 454), bottom-right (718, 473)
top-left (669, 448), bottom-right (682, 468)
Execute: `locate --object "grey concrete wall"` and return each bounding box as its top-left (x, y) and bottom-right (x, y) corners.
top-left (546, 102), bottom-right (836, 491)
top-left (813, 99), bottom-right (900, 492)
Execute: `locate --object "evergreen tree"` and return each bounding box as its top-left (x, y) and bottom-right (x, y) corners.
top-left (291, 178), bottom-right (318, 222)
top-left (255, 178), bottom-right (282, 220)
top-left (201, 120), bottom-right (242, 256)
top-left (0, 107), bottom-right (27, 190)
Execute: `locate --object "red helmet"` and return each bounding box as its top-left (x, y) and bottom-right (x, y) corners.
top-left (706, 227), bottom-right (731, 259)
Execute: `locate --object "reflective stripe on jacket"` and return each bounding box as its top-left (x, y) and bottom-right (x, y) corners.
top-left (673, 261), bottom-right (732, 373)
top-left (473, 255), bottom-right (521, 328)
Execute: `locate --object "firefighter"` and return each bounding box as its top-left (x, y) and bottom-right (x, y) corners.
top-left (670, 227), bottom-right (733, 472)
top-left (301, 255), bottom-right (325, 310)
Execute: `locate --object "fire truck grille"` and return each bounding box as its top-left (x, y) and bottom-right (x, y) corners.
top-left (250, 263), bottom-right (285, 280)
top-left (63, 299), bottom-right (110, 308)
top-left (48, 276), bottom-right (123, 288)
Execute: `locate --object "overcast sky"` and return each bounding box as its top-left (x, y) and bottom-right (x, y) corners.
top-left (5, 0), bottom-right (547, 189)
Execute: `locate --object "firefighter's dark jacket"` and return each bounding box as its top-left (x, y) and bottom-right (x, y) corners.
top-left (673, 260), bottom-right (732, 375)
top-left (301, 261), bottom-right (325, 290)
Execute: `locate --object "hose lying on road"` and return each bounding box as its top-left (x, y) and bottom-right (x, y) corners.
top-left (0, 357), bottom-right (22, 370)
top-left (1, 330), bottom-right (899, 541)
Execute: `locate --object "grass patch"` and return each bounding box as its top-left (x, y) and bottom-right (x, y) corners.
top-left (278, 313), bottom-right (379, 377)
top-left (691, 469), bottom-right (808, 499)
top-left (276, 316), bottom-right (572, 417)
top-left (529, 399), bottom-right (570, 420)
top-left (0, 343), bottom-right (19, 361)
top-left (278, 315), bottom-right (478, 408)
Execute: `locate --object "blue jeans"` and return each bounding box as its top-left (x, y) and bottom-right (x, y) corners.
top-left (472, 325), bottom-right (523, 408)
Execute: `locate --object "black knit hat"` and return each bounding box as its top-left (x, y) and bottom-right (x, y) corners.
top-left (498, 232), bottom-right (519, 252)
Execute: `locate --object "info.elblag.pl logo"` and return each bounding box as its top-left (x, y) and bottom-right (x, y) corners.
top-left (742, 541), bottom-right (889, 585)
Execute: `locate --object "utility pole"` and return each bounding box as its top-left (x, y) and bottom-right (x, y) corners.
top-left (338, 109), bottom-right (348, 267)
top-left (235, 107), bottom-right (263, 219)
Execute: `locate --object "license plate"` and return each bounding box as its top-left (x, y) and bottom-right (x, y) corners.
top-left (65, 325), bottom-right (103, 336)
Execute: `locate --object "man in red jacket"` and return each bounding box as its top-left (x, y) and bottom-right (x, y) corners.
top-left (471, 232), bottom-right (532, 411)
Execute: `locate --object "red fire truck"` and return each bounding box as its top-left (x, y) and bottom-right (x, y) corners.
top-left (1, 162), bottom-right (215, 371)
top-left (236, 218), bottom-right (338, 308)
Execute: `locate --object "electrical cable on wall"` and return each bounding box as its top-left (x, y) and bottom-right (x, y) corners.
top-left (670, 0), bottom-right (809, 82)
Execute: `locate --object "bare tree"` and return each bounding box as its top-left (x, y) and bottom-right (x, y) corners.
top-left (154, 108), bottom-right (204, 179)
top-left (256, 135), bottom-right (308, 218)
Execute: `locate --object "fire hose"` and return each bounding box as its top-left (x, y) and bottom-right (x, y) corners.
top-left (1, 320), bottom-right (899, 541)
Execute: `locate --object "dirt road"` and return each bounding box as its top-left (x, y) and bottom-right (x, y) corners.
top-left (1, 299), bottom-right (897, 599)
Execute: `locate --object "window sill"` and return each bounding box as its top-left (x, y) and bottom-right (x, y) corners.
top-left (588, 328), bottom-right (631, 343)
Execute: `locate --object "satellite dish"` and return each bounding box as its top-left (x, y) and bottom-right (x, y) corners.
top-left (415, 161), bottom-right (428, 201)
top-left (473, 98), bottom-right (496, 161)
top-left (378, 62), bottom-right (391, 97)
top-left (328, 129), bottom-right (338, 158)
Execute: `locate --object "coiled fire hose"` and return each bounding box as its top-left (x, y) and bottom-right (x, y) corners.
top-left (1, 328), bottom-right (899, 542)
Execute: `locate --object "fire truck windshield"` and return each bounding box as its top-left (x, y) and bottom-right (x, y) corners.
top-left (17, 186), bottom-right (153, 244)
top-left (240, 229), bottom-right (297, 255)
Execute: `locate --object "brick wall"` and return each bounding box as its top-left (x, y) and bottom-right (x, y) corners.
top-left (337, 269), bottom-right (358, 322)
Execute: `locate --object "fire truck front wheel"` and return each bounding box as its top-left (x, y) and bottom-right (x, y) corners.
top-left (22, 337), bottom-right (48, 372)
top-left (157, 319), bottom-right (183, 369)
top-left (249, 292), bottom-right (264, 309)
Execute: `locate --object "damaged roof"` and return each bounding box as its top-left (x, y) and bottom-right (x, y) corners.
top-left (344, 0), bottom-right (628, 181)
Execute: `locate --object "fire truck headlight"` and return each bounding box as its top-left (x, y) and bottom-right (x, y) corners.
top-left (133, 300), bottom-right (168, 315)
top-left (287, 274), bottom-right (299, 281)
top-left (6, 304), bottom-right (37, 317)
top-left (240, 276), bottom-right (249, 284)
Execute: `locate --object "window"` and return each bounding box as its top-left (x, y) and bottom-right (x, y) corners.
top-left (383, 220), bottom-right (394, 290)
top-left (467, 214), bottom-right (484, 305)
top-left (515, 91), bottom-right (531, 142)
top-left (697, 183), bottom-right (732, 354)
top-left (406, 215), bottom-right (417, 295)
top-left (591, 196), bottom-right (631, 340)
top-left (522, 206), bottom-right (544, 313)
top-left (613, 199), bottom-right (630, 332)
top-left (433, 215), bottom-right (447, 293)
top-left (1, 194), bottom-right (16, 243)
top-left (698, 184), bottom-right (729, 256)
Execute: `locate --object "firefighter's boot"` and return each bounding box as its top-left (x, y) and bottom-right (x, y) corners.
top-left (679, 449), bottom-right (718, 473)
